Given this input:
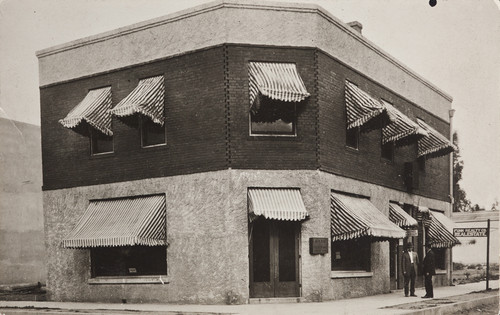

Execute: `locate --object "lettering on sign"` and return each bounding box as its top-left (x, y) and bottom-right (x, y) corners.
top-left (309, 238), bottom-right (328, 255)
top-left (453, 228), bottom-right (488, 237)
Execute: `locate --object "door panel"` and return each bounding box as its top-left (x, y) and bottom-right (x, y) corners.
top-left (250, 220), bottom-right (300, 298)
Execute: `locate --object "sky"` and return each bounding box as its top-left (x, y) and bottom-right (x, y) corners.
top-left (0, 0), bottom-right (499, 208)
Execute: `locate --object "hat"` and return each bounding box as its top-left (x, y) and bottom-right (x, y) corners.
top-left (424, 243), bottom-right (432, 248)
top-left (406, 242), bottom-right (413, 248)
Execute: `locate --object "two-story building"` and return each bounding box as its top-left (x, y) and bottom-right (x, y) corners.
top-left (38, 0), bottom-right (459, 304)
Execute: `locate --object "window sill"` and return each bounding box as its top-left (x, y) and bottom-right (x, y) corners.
top-left (345, 146), bottom-right (360, 153)
top-left (142, 143), bottom-right (167, 149)
top-left (330, 271), bottom-right (373, 279)
top-left (89, 152), bottom-right (114, 159)
top-left (435, 269), bottom-right (447, 275)
top-left (88, 275), bottom-right (169, 285)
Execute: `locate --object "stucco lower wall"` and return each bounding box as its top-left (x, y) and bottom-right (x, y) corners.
top-left (44, 169), bottom-right (451, 303)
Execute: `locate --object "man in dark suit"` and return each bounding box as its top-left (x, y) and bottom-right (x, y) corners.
top-left (402, 242), bottom-right (419, 297)
top-left (422, 243), bottom-right (436, 298)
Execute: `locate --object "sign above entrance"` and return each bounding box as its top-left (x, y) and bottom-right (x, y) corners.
top-left (453, 228), bottom-right (488, 237)
top-left (406, 229), bottom-right (418, 237)
top-left (309, 238), bottom-right (328, 255)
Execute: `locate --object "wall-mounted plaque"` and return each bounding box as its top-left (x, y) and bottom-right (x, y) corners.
top-left (309, 237), bottom-right (328, 255)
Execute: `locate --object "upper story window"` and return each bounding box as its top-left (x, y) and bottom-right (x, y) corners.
top-left (346, 127), bottom-right (359, 149)
top-left (110, 75), bottom-right (165, 147)
top-left (141, 115), bottom-right (166, 147)
top-left (250, 98), bottom-right (296, 135)
top-left (58, 86), bottom-right (114, 156)
top-left (248, 62), bottom-right (310, 136)
top-left (90, 127), bottom-right (113, 155)
top-left (381, 139), bottom-right (394, 161)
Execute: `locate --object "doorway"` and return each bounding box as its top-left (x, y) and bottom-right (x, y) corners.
top-left (249, 219), bottom-right (300, 298)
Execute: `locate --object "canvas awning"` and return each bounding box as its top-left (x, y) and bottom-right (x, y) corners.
top-left (417, 119), bottom-right (456, 159)
top-left (62, 195), bottom-right (166, 248)
top-left (427, 211), bottom-right (460, 248)
top-left (59, 86), bottom-right (113, 136)
top-left (248, 62), bottom-right (310, 111)
top-left (382, 101), bottom-right (428, 146)
top-left (389, 202), bottom-right (418, 229)
top-left (345, 80), bottom-right (396, 131)
top-left (330, 192), bottom-right (405, 241)
top-left (110, 75), bottom-right (165, 125)
top-left (248, 188), bottom-right (309, 221)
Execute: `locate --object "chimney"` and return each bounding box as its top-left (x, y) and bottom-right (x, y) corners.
top-left (347, 21), bottom-right (363, 34)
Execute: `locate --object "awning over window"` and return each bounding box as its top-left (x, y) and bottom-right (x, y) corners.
top-left (331, 192), bottom-right (405, 241)
top-left (59, 87), bottom-right (113, 136)
top-left (248, 188), bottom-right (309, 221)
top-left (382, 101), bottom-right (428, 146)
top-left (110, 75), bottom-right (165, 125)
top-left (427, 211), bottom-right (460, 248)
top-left (248, 62), bottom-right (310, 111)
top-left (63, 195), bottom-right (166, 248)
top-left (389, 202), bottom-right (418, 229)
top-left (417, 119), bottom-right (456, 159)
top-left (345, 80), bottom-right (396, 131)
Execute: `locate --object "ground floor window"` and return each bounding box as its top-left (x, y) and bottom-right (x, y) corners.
top-left (433, 248), bottom-right (447, 270)
top-left (331, 237), bottom-right (371, 271)
top-left (91, 246), bottom-right (166, 277)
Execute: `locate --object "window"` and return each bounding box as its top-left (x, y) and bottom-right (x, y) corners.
top-left (418, 156), bottom-right (426, 172)
top-left (250, 98), bottom-right (296, 136)
top-left (331, 237), bottom-right (371, 271)
top-left (91, 246), bottom-right (166, 277)
top-left (433, 248), bottom-right (446, 270)
top-left (141, 115), bottom-right (166, 147)
top-left (346, 127), bottom-right (359, 149)
top-left (90, 128), bottom-right (113, 155)
top-left (381, 141), bottom-right (394, 161)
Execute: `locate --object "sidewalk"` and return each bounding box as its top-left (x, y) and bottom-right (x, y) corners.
top-left (0, 280), bottom-right (498, 315)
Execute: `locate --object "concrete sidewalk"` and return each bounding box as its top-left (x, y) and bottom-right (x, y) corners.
top-left (0, 280), bottom-right (498, 315)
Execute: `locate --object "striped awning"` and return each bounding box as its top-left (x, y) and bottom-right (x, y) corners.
top-left (248, 62), bottom-right (310, 111)
top-left (382, 101), bottom-right (428, 146)
top-left (62, 195), bottom-right (166, 248)
top-left (248, 188), bottom-right (309, 221)
top-left (59, 87), bottom-right (113, 136)
top-left (427, 211), bottom-right (460, 248)
top-left (345, 81), bottom-right (396, 131)
top-left (389, 202), bottom-right (418, 229)
top-left (331, 192), bottom-right (405, 241)
top-left (417, 119), bottom-right (456, 159)
top-left (110, 75), bottom-right (165, 125)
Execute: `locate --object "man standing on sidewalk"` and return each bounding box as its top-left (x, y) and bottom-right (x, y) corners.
top-left (422, 243), bottom-right (436, 298)
top-left (402, 242), bottom-right (419, 297)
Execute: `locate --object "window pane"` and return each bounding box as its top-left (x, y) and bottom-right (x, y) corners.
top-left (91, 246), bottom-right (166, 277)
top-left (331, 238), bottom-right (371, 271)
top-left (346, 127), bottom-right (359, 149)
top-left (91, 129), bottom-right (113, 154)
top-left (251, 97), bottom-right (295, 135)
top-left (279, 222), bottom-right (296, 282)
top-left (381, 141), bottom-right (394, 161)
top-left (252, 220), bottom-right (270, 282)
top-left (142, 117), bottom-right (165, 147)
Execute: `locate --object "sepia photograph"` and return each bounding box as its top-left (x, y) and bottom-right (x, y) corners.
top-left (1, 0), bottom-right (499, 314)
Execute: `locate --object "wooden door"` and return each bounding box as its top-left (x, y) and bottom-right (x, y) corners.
top-left (249, 219), bottom-right (300, 298)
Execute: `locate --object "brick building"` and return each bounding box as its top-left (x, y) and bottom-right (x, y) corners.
top-left (37, 0), bottom-right (460, 304)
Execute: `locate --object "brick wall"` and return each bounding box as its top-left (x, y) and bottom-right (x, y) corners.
top-left (40, 45), bottom-right (450, 202)
top-left (226, 45), bottom-right (318, 170)
top-left (40, 47), bottom-right (227, 190)
top-left (317, 50), bottom-right (450, 202)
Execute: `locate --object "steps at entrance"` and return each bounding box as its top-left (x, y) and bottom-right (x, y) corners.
top-left (249, 297), bottom-right (305, 304)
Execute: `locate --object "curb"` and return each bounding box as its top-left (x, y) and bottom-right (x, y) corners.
top-left (401, 294), bottom-right (498, 315)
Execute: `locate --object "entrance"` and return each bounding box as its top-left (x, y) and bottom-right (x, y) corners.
top-left (390, 240), bottom-right (404, 290)
top-left (249, 219), bottom-right (300, 298)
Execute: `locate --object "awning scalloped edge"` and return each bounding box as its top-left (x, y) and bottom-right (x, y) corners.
top-left (59, 117), bottom-right (113, 136)
top-left (62, 237), bottom-right (168, 249)
top-left (110, 106), bottom-right (164, 126)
